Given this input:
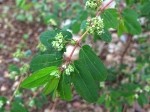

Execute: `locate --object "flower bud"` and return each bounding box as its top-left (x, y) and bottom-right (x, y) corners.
top-left (87, 17), bottom-right (104, 35)
top-left (52, 32), bottom-right (65, 51)
top-left (65, 64), bottom-right (74, 75)
top-left (85, 0), bottom-right (103, 10)
top-left (37, 42), bottom-right (47, 52)
top-left (50, 70), bottom-right (60, 78)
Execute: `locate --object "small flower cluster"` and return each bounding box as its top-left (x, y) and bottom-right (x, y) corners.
top-left (0, 100), bottom-right (4, 107)
top-left (144, 85), bottom-right (150, 92)
top-left (62, 64), bottom-right (74, 75)
top-left (87, 17), bottom-right (104, 35)
top-left (37, 42), bottom-right (47, 52)
top-left (134, 86), bottom-right (150, 99)
top-left (20, 63), bottom-right (30, 74)
top-left (52, 33), bottom-right (65, 51)
top-left (85, 0), bottom-right (102, 10)
top-left (65, 64), bottom-right (74, 75)
top-left (50, 70), bottom-right (60, 78)
top-left (13, 49), bottom-right (25, 59)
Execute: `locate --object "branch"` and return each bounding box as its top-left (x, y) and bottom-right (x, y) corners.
top-left (9, 76), bottom-right (24, 103)
top-left (65, 0), bottom-right (114, 64)
top-left (96, 0), bottom-right (114, 16)
top-left (67, 30), bottom-right (88, 62)
top-left (120, 34), bottom-right (132, 64)
top-left (50, 98), bottom-right (58, 112)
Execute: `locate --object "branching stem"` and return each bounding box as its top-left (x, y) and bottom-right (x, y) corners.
top-left (96, 0), bottom-right (114, 16)
top-left (65, 0), bottom-right (114, 64)
top-left (52, 0), bottom-right (115, 111)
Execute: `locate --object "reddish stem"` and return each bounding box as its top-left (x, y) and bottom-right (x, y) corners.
top-left (96, 0), bottom-right (114, 16)
top-left (67, 30), bottom-right (88, 61)
top-left (65, 0), bottom-right (114, 64)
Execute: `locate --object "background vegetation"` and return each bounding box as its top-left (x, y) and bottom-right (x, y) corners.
top-left (0, 0), bottom-right (150, 112)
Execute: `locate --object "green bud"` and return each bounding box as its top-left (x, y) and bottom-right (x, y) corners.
top-left (70, 39), bottom-right (76, 45)
top-left (85, 0), bottom-right (103, 10)
top-left (50, 70), bottom-right (60, 78)
top-left (87, 17), bottom-right (104, 35)
top-left (52, 32), bottom-right (65, 51)
top-left (65, 64), bottom-right (74, 75)
top-left (37, 42), bottom-right (47, 52)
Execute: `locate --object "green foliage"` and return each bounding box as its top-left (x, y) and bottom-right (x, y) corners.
top-left (6, 0), bottom-right (149, 111)
top-left (71, 45), bottom-right (107, 102)
top-left (40, 30), bottom-right (72, 49)
top-left (43, 77), bottom-right (59, 95)
top-left (21, 66), bottom-right (58, 88)
top-left (94, 28), bottom-right (112, 42)
top-left (70, 10), bottom-right (88, 34)
top-left (73, 61), bottom-right (99, 102)
top-left (101, 9), bottom-right (119, 29)
top-left (79, 45), bottom-right (107, 81)
top-left (30, 53), bottom-right (62, 72)
top-left (0, 97), bottom-right (7, 111)
top-left (122, 8), bottom-right (141, 34)
top-left (11, 101), bottom-right (28, 112)
top-left (58, 75), bottom-right (72, 101)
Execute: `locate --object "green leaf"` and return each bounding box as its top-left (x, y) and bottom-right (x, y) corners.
top-left (71, 20), bottom-right (81, 34)
top-left (71, 10), bottom-right (88, 34)
top-left (60, 30), bottom-right (72, 39)
top-left (80, 20), bottom-right (87, 30)
top-left (117, 19), bottom-right (128, 36)
top-left (122, 8), bottom-right (141, 34)
top-left (16, 14), bottom-right (26, 21)
top-left (0, 96), bottom-right (7, 111)
top-left (97, 94), bottom-right (106, 104)
top-left (141, 1), bottom-right (150, 16)
top-left (43, 13), bottom-right (58, 25)
top-left (40, 30), bottom-right (56, 49)
top-left (30, 53), bottom-right (62, 72)
top-left (40, 30), bottom-right (72, 49)
top-left (71, 45), bottom-right (107, 102)
top-left (72, 60), bottom-right (99, 103)
top-left (16, 0), bottom-right (25, 7)
top-left (43, 77), bottom-right (60, 95)
top-left (95, 28), bottom-right (112, 42)
top-left (11, 101), bottom-right (28, 112)
top-left (101, 9), bottom-right (119, 29)
top-left (21, 66), bottom-right (57, 88)
top-left (79, 45), bottom-right (107, 81)
top-left (138, 93), bottom-right (148, 106)
top-left (58, 74), bottom-right (72, 101)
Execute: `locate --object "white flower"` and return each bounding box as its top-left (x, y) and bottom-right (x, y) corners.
top-left (50, 70), bottom-right (60, 78)
top-left (134, 94), bottom-right (139, 99)
top-left (13, 49), bottom-right (25, 58)
top-left (62, 64), bottom-right (67, 69)
top-left (52, 33), bottom-right (65, 51)
top-left (87, 17), bottom-right (104, 35)
top-left (37, 42), bottom-right (47, 52)
top-left (85, 0), bottom-right (103, 10)
top-left (0, 100), bottom-right (4, 107)
top-left (144, 85), bottom-right (150, 92)
top-left (55, 33), bottom-right (63, 40)
top-left (65, 64), bottom-right (74, 75)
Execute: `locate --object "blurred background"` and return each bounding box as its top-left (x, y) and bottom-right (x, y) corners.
top-left (0, 0), bottom-right (150, 112)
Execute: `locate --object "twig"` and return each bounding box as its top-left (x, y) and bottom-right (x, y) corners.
top-left (65, 0), bottom-right (114, 64)
top-left (96, 0), bottom-right (114, 16)
top-left (123, 104), bottom-right (127, 112)
top-left (56, 0), bottom-right (115, 111)
top-left (9, 76), bottom-right (24, 103)
top-left (120, 34), bottom-right (132, 64)
top-left (50, 98), bottom-right (58, 112)
top-left (67, 30), bottom-right (89, 62)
